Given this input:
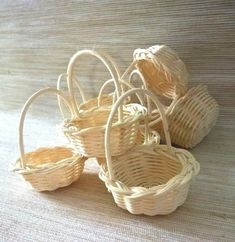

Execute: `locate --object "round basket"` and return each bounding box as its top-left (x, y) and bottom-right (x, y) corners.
top-left (12, 87), bottom-right (86, 192)
top-left (133, 45), bottom-right (188, 99)
top-left (99, 88), bottom-right (200, 216)
top-left (152, 84), bottom-right (219, 148)
top-left (62, 49), bottom-right (147, 158)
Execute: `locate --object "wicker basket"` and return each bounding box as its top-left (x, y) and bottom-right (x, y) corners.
top-left (99, 88), bottom-right (200, 215)
top-left (62, 49), bottom-right (147, 158)
top-left (12, 87), bottom-right (86, 192)
top-left (133, 45), bottom-right (188, 99)
top-left (152, 84), bottom-right (219, 148)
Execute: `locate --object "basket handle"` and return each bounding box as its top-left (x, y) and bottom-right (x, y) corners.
top-left (18, 87), bottom-right (74, 169)
top-left (129, 69), bottom-right (179, 128)
top-left (97, 78), bottom-right (145, 106)
top-left (104, 88), bottom-right (171, 180)
top-left (67, 49), bottom-right (122, 120)
top-left (57, 73), bottom-right (87, 117)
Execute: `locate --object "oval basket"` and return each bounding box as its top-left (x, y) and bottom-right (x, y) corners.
top-left (12, 87), bottom-right (86, 192)
top-left (99, 88), bottom-right (200, 216)
top-left (62, 49), bottom-right (147, 158)
top-left (152, 84), bottom-right (219, 148)
top-left (133, 45), bottom-right (188, 99)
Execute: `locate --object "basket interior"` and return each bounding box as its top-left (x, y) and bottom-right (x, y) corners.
top-left (137, 60), bottom-right (176, 98)
top-left (23, 147), bottom-right (73, 166)
top-left (79, 94), bottom-right (113, 111)
top-left (112, 145), bottom-right (183, 188)
top-left (64, 108), bottom-right (138, 130)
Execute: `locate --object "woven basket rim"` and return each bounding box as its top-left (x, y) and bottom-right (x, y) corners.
top-left (99, 144), bottom-right (199, 197)
top-left (13, 146), bottom-right (85, 174)
top-left (62, 104), bottom-right (147, 135)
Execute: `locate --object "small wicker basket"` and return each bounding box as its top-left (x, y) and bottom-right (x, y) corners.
top-left (12, 87), bottom-right (86, 192)
top-left (152, 84), bottom-right (219, 148)
top-left (133, 45), bottom-right (188, 99)
top-left (62, 49), bottom-right (147, 158)
top-left (99, 88), bottom-right (200, 216)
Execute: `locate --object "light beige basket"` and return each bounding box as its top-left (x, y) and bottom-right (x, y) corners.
top-left (152, 84), bottom-right (219, 148)
top-left (62, 49), bottom-right (147, 158)
top-left (99, 88), bottom-right (200, 216)
top-left (12, 87), bottom-right (86, 192)
top-left (133, 45), bottom-right (188, 99)
top-left (127, 52), bottom-right (219, 148)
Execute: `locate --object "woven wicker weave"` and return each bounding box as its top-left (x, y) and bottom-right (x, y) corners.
top-left (152, 84), bottom-right (219, 148)
top-left (99, 88), bottom-right (200, 215)
top-left (62, 49), bottom-right (146, 158)
top-left (133, 45), bottom-right (188, 99)
top-left (12, 87), bottom-right (86, 192)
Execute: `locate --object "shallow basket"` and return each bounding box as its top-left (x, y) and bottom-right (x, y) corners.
top-left (153, 84), bottom-right (219, 148)
top-left (12, 88), bottom-right (86, 192)
top-left (62, 103), bottom-right (146, 158)
top-left (133, 45), bottom-right (188, 99)
top-left (62, 49), bottom-right (147, 158)
top-left (99, 88), bottom-right (200, 215)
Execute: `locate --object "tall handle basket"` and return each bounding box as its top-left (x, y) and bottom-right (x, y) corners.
top-left (61, 50), bottom-right (147, 158)
top-left (99, 88), bottom-right (200, 215)
top-left (12, 87), bottom-right (86, 192)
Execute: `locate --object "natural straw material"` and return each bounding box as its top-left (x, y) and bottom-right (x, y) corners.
top-left (99, 88), bottom-right (200, 216)
top-left (133, 45), bottom-right (188, 98)
top-left (13, 87), bottom-right (86, 192)
top-left (152, 84), bottom-right (219, 148)
top-left (57, 73), bottom-right (113, 116)
top-left (128, 69), bottom-right (178, 125)
top-left (62, 50), bottom-right (146, 158)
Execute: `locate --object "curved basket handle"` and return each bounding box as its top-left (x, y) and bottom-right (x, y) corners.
top-left (128, 69), bottom-right (179, 128)
top-left (67, 49), bottom-right (122, 120)
top-left (129, 69), bottom-right (148, 90)
top-left (105, 88), bottom-right (171, 180)
top-left (128, 69), bottom-right (152, 112)
top-left (18, 87), bottom-right (74, 169)
top-left (97, 78), bottom-right (145, 106)
top-left (57, 73), bottom-right (87, 117)
top-left (121, 60), bottom-right (136, 80)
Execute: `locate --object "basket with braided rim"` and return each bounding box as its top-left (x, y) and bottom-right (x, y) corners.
top-left (133, 45), bottom-right (188, 99)
top-left (61, 49), bottom-right (147, 158)
top-left (152, 84), bottom-right (219, 148)
top-left (12, 87), bottom-right (86, 192)
top-left (99, 88), bottom-right (200, 215)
